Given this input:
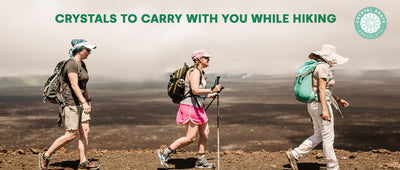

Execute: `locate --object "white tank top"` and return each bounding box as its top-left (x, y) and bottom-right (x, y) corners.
top-left (180, 68), bottom-right (207, 108)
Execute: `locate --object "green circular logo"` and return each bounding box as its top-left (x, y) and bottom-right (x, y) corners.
top-left (354, 7), bottom-right (387, 39)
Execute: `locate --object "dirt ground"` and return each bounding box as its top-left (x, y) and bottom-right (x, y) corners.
top-left (1, 148), bottom-right (400, 169)
top-left (0, 76), bottom-right (400, 169)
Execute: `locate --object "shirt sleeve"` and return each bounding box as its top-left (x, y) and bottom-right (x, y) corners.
top-left (64, 60), bottom-right (78, 74)
top-left (315, 64), bottom-right (329, 79)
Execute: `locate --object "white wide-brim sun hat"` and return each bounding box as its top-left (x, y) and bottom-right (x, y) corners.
top-left (313, 44), bottom-right (349, 67)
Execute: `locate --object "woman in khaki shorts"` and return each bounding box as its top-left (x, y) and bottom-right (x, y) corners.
top-left (39, 39), bottom-right (100, 170)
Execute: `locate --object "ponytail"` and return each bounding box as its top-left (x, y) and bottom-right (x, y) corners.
top-left (194, 58), bottom-right (200, 67)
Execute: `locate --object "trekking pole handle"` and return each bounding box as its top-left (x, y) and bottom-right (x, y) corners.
top-left (219, 87), bottom-right (224, 93)
top-left (211, 76), bottom-right (220, 91)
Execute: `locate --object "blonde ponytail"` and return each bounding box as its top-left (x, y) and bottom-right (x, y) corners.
top-left (194, 58), bottom-right (200, 67)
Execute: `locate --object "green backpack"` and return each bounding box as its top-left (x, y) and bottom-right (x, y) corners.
top-left (294, 59), bottom-right (330, 103)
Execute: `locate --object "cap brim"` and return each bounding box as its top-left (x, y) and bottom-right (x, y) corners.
top-left (74, 42), bottom-right (96, 49)
top-left (202, 54), bottom-right (211, 57)
top-left (84, 43), bottom-right (96, 49)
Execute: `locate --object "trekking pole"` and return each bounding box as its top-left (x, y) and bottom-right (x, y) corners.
top-left (217, 90), bottom-right (220, 170)
top-left (205, 89), bottom-right (223, 111)
top-left (205, 76), bottom-right (224, 111)
top-left (204, 76), bottom-right (224, 169)
top-left (213, 76), bottom-right (223, 170)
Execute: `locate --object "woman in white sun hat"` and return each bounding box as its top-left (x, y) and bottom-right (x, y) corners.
top-left (286, 44), bottom-right (350, 170)
top-left (157, 49), bottom-right (221, 169)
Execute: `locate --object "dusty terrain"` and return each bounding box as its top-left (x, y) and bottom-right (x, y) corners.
top-left (1, 148), bottom-right (400, 169)
top-left (0, 75), bottom-right (399, 169)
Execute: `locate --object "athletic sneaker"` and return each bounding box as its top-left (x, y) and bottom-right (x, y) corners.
top-left (38, 152), bottom-right (50, 170)
top-left (286, 150), bottom-right (298, 170)
top-left (195, 158), bottom-right (215, 169)
top-left (157, 149), bottom-right (170, 168)
top-left (78, 159), bottom-right (100, 170)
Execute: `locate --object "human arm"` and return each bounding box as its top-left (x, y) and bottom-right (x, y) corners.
top-left (207, 92), bottom-right (219, 98)
top-left (318, 78), bottom-right (330, 121)
top-left (85, 86), bottom-right (91, 106)
top-left (188, 69), bottom-right (221, 96)
top-left (68, 72), bottom-right (91, 114)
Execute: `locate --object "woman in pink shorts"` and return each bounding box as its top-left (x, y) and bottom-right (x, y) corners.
top-left (158, 49), bottom-right (221, 169)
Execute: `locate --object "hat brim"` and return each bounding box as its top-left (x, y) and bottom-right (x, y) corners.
top-left (313, 51), bottom-right (349, 66)
top-left (312, 51), bottom-right (324, 57)
top-left (329, 53), bottom-right (349, 66)
top-left (74, 42), bottom-right (97, 49)
top-left (83, 43), bottom-right (96, 49)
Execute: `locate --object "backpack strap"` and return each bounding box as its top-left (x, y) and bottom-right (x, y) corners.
top-left (193, 66), bottom-right (204, 85)
top-left (316, 62), bottom-right (331, 82)
top-left (186, 66), bottom-right (204, 108)
top-left (69, 57), bottom-right (82, 78)
top-left (57, 58), bottom-right (76, 126)
top-left (59, 58), bottom-right (76, 102)
top-left (314, 62), bottom-right (332, 101)
top-left (61, 58), bottom-right (83, 103)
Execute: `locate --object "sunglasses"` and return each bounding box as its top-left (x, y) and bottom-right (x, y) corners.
top-left (85, 48), bottom-right (91, 52)
top-left (201, 56), bottom-right (210, 60)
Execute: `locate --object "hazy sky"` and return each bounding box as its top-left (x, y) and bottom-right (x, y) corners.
top-left (0, 0), bottom-right (399, 81)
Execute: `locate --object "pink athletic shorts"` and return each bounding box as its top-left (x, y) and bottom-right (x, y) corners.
top-left (176, 104), bottom-right (208, 124)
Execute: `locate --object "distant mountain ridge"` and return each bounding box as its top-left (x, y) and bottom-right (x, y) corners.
top-left (0, 74), bottom-right (123, 88)
top-left (1, 69), bottom-right (399, 88)
top-left (0, 75), bottom-right (48, 88)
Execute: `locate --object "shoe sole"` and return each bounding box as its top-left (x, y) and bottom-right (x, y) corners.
top-left (78, 165), bottom-right (101, 170)
top-left (195, 163), bottom-right (215, 169)
top-left (78, 167), bottom-right (100, 170)
top-left (157, 149), bottom-right (168, 169)
top-left (286, 151), bottom-right (298, 170)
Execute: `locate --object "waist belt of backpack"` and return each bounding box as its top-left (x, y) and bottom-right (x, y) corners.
top-left (189, 92), bottom-right (203, 109)
top-left (316, 92), bottom-right (344, 119)
top-left (182, 88), bottom-right (203, 109)
top-left (316, 91), bottom-right (332, 101)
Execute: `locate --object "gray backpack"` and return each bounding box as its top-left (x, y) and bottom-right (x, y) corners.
top-left (43, 59), bottom-right (67, 105)
top-left (43, 58), bottom-right (81, 126)
top-left (43, 58), bottom-right (82, 105)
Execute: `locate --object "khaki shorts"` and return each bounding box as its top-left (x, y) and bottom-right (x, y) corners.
top-left (63, 105), bottom-right (91, 130)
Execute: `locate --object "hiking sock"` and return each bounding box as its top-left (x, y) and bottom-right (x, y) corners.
top-left (43, 153), bottom-right (51, 161)
top-left (198, 153), bottom-right (206, 160)
top-left (163, 147), bottom-right (173, 156)
top-left (196, 153), bottom-right (215, 168)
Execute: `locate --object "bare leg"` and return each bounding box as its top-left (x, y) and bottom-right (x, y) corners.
top-left (198, 123), bottom-right (209, 154)
top-left (78, 121), bottom-right (90, 163)
top-left (45, 130), bottom-right (77, 157)
top-left (169, 121), bottom-right (199, 151)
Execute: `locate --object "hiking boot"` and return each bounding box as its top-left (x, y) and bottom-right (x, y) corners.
top-left (157, 149), bottom-right (170, 169)
top-left (78, 159), bottom-right (100, 170)
top-left (195, 158), bottom-right (215, 169)
top-left (286, 150), bottom-right (298, 170)
top-left (38, 152), bottom-right (50, 170)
